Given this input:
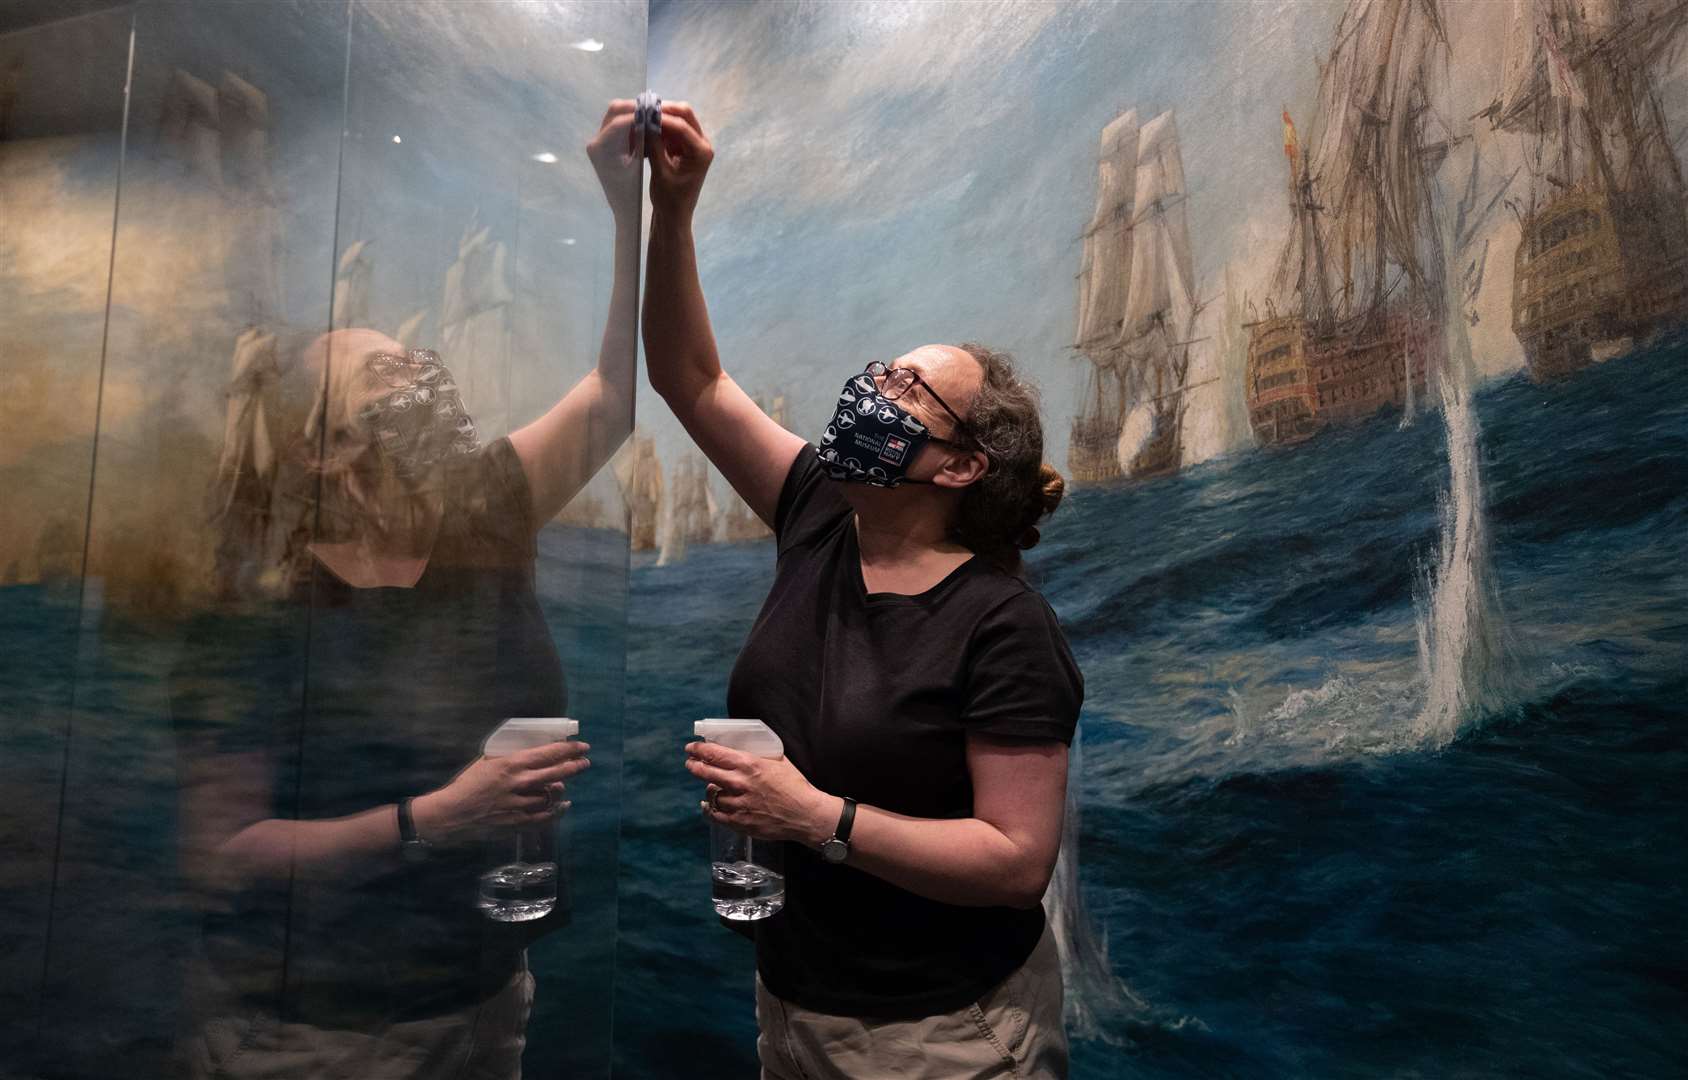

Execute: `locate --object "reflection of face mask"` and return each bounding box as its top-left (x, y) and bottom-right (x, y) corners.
top-left (814, 371), bottom-right (939, 488)
top-left (360, 349), bottom-right (480, 478)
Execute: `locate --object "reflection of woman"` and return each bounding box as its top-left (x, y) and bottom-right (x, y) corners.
top-left (171, 105), bottom-right (642, 1079)
top-left (643, 104), bottom-right (1082, 1078)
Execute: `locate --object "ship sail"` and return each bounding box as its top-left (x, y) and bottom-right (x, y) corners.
top-left (1489, 0), bottom-right (1688, 200)
top-left (1304, 0), bottom-right (1451, 325)
top-left (1075, 110), bottom-right (1141, 358)
top-left (613, 433), bottom-right (663, 552)
top-left (1069, 109), bottom-right (1142, 484)
top-left (440, 217), bottom-right (515, 438)
top-left (333, 239), bottom-right (373, 330)
top-left (1117, 111), bottom-right (1200, 478)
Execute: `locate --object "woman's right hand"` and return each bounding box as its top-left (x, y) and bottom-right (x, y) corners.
top-left (411, 740), bottom-right (591, 847)
top-left (587, 100), bottom-right (643, 222)
top-left (646, 101), bottom-right (713, 219)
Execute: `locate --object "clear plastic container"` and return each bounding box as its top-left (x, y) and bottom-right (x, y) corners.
top-left (478, 717), bottom-right (578, 922)
top-left (695, 719), bottom-right (786, 921)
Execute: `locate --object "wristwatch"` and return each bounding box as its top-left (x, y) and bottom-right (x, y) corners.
top-left (397, 797), bottom-right (433, 864)
top-left (818, 797), bottom-right (857, 864)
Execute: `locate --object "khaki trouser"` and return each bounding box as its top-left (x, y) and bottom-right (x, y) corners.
top-left (183, 961), bottom-right (535, 1080)
top-left (755, 924), bottom-right (1068, 1079)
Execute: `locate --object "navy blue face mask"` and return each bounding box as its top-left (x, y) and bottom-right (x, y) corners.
top-left (815, 370), bottom-right (943, 488)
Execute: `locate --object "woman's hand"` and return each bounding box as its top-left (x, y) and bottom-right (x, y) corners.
top-left (646, 101), bottom-right (713, 220)
top-left (685, 741), bottom-right (837, 846)
top-left (587, 100), bottom-right (643, 222)
top-left (412, 740), bottom-right (591, 847)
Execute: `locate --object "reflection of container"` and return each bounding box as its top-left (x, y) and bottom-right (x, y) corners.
top-left (694, 719), bottom-right (785, 921)
top-left (478, 717), bottom-right (577, 922)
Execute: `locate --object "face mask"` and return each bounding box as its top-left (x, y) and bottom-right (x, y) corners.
top-left (360, 349), bottom-right (480, 479)
top-left (814, 370), bottom-right (940, 488)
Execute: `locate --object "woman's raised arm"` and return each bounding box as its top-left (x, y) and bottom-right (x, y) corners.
top-left (508, 100), bottom-right (642, 525)
top-left (642, 101), bottom-right (805, 528)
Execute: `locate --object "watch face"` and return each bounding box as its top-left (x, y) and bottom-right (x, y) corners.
top-left (401, 839), bottom-right (431, 864)
top-left (820, 838), bottom-right (847, 863)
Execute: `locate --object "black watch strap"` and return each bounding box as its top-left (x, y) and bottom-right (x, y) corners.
top-left (835, 796), bottom-right (857, 843)
top-left (397, 797), bottom-right (431, 862)
top-left (819, 797), bottom-right (857, 864)
top-left (397, 797), bottom-right (420, 843)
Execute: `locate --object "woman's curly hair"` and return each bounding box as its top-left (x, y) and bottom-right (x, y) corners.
top-left (947, 343), bottom-right (1066, 574)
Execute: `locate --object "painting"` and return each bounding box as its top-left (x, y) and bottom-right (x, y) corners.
top-left (620, 1), bottom-right (1688, 1077)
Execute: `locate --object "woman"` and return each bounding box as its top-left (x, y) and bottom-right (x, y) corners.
top-left (171, 102), bottom-right (643, 1079)
top-left (644, 102), bottom-right (1083, 1079)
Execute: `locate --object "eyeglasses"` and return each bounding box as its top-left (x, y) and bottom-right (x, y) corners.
top-left (864, 360), bottom-right (979, 450)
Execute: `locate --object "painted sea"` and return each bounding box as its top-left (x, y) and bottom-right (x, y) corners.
top-left (3, 343), bottom-right (1683, 1078)
top-left (614, 343), bottom-right (1688, 1079)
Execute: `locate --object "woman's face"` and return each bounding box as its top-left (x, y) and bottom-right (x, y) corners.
top-left (875, 344), bottom-right (983, 462)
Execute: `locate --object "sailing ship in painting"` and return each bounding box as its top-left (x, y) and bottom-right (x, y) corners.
top-left (1485, 0), bottom-right (1688, 379)
top-left (718, 390), bottom-right (784, 541)
top-left (1244, 0), bottom-right (1449, 449)
top-left (1069, 110), bottom-right (1205, 484)
top-left (658, 450), bottom-right (717, 566)
top-left (615, 432), bottom-right (664, 552)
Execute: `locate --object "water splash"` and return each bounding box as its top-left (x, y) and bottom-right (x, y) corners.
top-left (1043, 727), bottom-right (1149, 1044)
top-left (1411, 218), bottom-right (1514, 747)
top-left (1411, 372), bottom-right (1511, 746)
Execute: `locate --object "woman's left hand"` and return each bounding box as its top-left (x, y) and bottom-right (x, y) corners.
top-left (685, 742), bottom-right (837, 846)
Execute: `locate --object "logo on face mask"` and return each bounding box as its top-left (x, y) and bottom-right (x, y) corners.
top-left (810, 369), bottom-right (937, 488)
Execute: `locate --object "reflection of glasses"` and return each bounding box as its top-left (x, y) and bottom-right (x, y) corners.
top-left (368, 349), bottom-right (449, 389)
top-left (864, 360), bottom-right (978, 449)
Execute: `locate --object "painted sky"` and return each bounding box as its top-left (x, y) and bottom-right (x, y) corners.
top-left (642, 0), bottom-right (1658, 471)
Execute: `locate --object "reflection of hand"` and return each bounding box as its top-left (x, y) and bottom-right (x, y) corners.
top-left (686, 741), bottom-right (835, 847)
top-left (413, 740), bottom-right (591, 846)
top-left (646, 101), bottom-right (713, 220)
top-left (587, 100), bottom-right (643, 221)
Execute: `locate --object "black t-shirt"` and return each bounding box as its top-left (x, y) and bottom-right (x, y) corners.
top-left (170, 438), bottom-right (568, 1028)
top-left (729, 445), bottom-right (1084, 1019)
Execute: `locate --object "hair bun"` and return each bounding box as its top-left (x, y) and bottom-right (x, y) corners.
top-left (1038, 463), bottom-right (1066, 515)
top-left (1015, 525), bottom-right (1041, 551)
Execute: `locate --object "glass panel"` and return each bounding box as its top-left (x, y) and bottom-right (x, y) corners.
top-left (33, 0), bottom-right (643, 1075)
top-left (37, 3), bottom-right (353, 1077)
top-left (0, 5), bottom-right (133, 1070)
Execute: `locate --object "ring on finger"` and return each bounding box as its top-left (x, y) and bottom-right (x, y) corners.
top-left (706, 784), bottom-right (723, 814)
